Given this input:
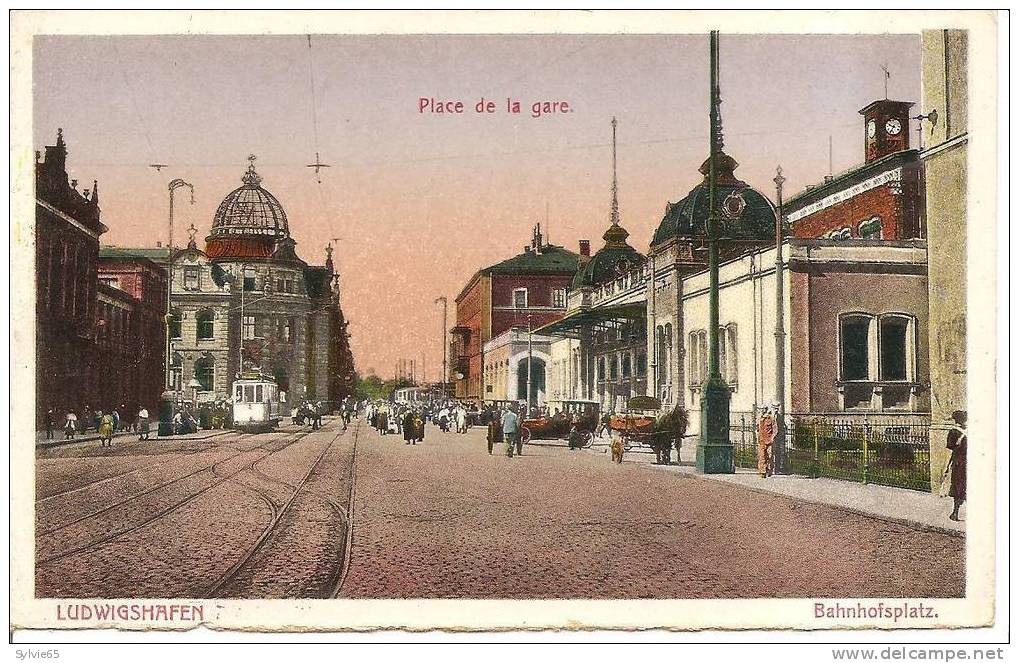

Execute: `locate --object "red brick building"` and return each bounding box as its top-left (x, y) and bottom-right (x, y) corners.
top-left (452, 226), bottom-right (580, 401)
top-left (34, 129), bottom-right (106, 427)
top-left (787, 99), bottom-right (924, 241)
top-left (35, 129), bottom-right (169, 429)
top-left (98, 249), bottom-right (169, 416)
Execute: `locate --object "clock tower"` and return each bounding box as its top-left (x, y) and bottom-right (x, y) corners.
top-left (859, 99), bottom-right (914, 162)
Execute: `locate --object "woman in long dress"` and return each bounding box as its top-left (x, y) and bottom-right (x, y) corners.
top-left (947, 410), bottom-right (967, 521)
top-left (98, 412), bottom-right (115, 447)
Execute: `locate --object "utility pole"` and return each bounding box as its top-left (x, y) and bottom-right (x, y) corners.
top-left (773, 165), bottom-right (788, 474)
top-left (435, 296), bottom-right (448, 400)
top-left (696, 30), bottom-right (734, 474)
top-left (165, 178), bottom-right (194, 391)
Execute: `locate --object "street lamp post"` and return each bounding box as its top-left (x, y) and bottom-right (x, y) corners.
top-left (696, 31), bottom-right (734, 474)
top-left (773, 165), bottom-right (788, 474)
top-left (165, 178), bottom-right (194, 391)
top-left (526, 313), bottom-right (533, 416)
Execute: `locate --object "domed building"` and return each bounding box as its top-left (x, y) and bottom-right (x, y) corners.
top-left (650, 150), bottom-right (777, 265)
top-left (164, 156), bottom-right (355, 414)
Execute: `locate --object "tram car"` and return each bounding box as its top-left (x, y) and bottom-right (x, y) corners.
top-left (231, 376), bottom-right (282, 432)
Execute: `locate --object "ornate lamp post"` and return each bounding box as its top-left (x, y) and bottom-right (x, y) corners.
top-left (773, 165), bottom-right (788, 474)
top-left (165, 178), bottom-right (194, 391)
top-left (696, 31), bottom-right (734, 474)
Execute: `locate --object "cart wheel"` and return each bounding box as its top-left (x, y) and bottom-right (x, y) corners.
top-left (521, 427), bottom-right (531, 443)
top-left (581, 431), bottom-right (594, 448)
top-left (623, 437), bottom-right (634, 451)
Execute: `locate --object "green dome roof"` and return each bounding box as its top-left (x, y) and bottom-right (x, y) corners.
top-left (651, 152), bottom-right (776, 247)
top-left (573, 222), bottom-right (644, 288)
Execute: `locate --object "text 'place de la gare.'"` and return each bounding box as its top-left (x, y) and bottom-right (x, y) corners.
top-left (32, 31), bottom-right (969, 601)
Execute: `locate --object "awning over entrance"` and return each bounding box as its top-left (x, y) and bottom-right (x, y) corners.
top-left (535, 302), bottom-right (646, 339)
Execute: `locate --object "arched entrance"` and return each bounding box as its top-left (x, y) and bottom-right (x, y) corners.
top-left (516, 357), bottom-right (546, 405)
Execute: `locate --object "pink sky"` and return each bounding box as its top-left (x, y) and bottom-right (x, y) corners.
top-left (33, 33), bottom-right (920, 379)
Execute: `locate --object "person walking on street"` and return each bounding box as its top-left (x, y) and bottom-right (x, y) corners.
top-left (137, 407), bottom-right (150, 441)
top-left (98, 412), bottom-right (115, 448)
top-left (502, 407), bottom-right (520, 458)
top-left (45, 408), bottom-right (54, 440)
top-left (946, 410), bottom-right (967, 521)
top-left (403, 409), bottom-right (416, 445)
top-left (487, 410), bottom-right (503, 455)
top-left (64, 411), bottom-right (77, 440)
top-left (757, 407), bottom-right (776, 478)
top-left (112, 408), bottom-right (121, 433)
top-left (172, 410), bottom-right (183, 436)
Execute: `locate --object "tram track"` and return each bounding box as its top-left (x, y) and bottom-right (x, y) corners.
top-left (329, 418), bottom-right (361, 598)
top-left (203, 421), bottom-right (354, 598)
top-left (36, 428), bottom-right (315, 567)
top-left (36, 431), bottom-right (261, 506)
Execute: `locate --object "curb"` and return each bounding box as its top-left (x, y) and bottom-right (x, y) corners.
top-left (36, 428), bottom-right (234, 450)
top-left (645, 462), bottom-right (966, 539)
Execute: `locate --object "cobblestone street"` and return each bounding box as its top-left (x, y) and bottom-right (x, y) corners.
top-left (35, 419), bottom-right (964, 599)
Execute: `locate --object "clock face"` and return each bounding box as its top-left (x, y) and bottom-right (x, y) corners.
top-left (867, 120), bottom-right (876, 138)
top-left (885, 118), bottom-right (902, 136)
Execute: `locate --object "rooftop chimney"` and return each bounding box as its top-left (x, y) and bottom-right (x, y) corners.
top-left (579, 239), bottom-right (591, 257)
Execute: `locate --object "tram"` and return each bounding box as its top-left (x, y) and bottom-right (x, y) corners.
top-left (231, 375), bottom-right (283, 432)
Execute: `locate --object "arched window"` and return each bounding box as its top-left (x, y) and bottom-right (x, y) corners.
top-left (168, 309), bottom-right (182, 339)
top-left (597, 357), bottom-right (605, 381)
top-left (858, 216), bottom-right (882, 240)
top-left (839, 314), bottom-right (874, 381)
top-left (194, 356), bottom-right (215, 392)
top-left (196, 310), bottom-right (214, 340)
top-left (621, 354), bottom-right (632, 379)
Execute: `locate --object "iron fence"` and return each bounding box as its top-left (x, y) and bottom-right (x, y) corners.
top-left (728, 411), bottom-right (931, 492)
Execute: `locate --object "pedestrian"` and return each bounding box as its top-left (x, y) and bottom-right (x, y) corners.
top-left (403, 409), bottom-right (416, 446)
top-left (44, 408), bottom-right (54, 440)
top-left (98, 411), bottom-right (115, 448)
top-left (757, 407), bottom-right (776, 478)
top-left (487, 410), bottom-right (503, 455)
top-left (64, 411), bottom-right (77, 440)
top-left (172, 410), bottom-right (183, 436)
top-left (502, 407), bottom-right (520, 458)
top-left (598, 411), bottom-right (612, 438)
top-left (112, 408), bottom-right (121, 433)
top-left (946, 410), bottom-right (967, 521)
top-left (413, 411), bottom-right (425, 444)
top-left (137, 407), bottom-right (150, 441)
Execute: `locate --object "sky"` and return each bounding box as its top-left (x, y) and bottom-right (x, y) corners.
top-left (33, 33), bottom-right (921, 379)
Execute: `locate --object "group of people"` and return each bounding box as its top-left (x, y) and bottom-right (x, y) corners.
top-left (292, 401), bottom-right (325, 429)
top-left (50, 405), bottom-right (154, 445)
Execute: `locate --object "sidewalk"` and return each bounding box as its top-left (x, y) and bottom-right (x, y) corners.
top-left (36, 427), bottom-right (233, 449)
top-left (545, 434), bottom-right (965, 537)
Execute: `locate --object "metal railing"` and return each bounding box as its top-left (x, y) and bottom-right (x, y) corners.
top-left (729, 411), bottom-right (932, 492)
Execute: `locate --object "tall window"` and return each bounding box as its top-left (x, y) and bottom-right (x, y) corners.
top-left (636, 352), bottom-right (647, 377)
top-left (621, 354), bottom-right (632, 378)
top-left (242, 315), bottom-right (256, 340)
top-left (168, 310), bottom-right (182, 339)
top-left (597, 357), bottom-right (605, 381)
top-left (196, 310), bottom-right (214, 340)
top-left (243, 267), bottom-right (256, 291)
top-left (840, 316), bottom-right (871, 381)
top-left (879, 316), bottom-right (909, 381)
top-left (184, 266), bottom-right (200, 290)
top-left (724, 323), bottom-right (739, 385)
top-left (513, 288), bottom-right (528, 309)
top-left (609, 355), bottom-right (619, 380)
top-left (278, 318), bottom-right (293, 343)
top-left (551, 287), bottom-right (567, 308)
top-left (169, 353), bottom-right (183, 390)
top-left (195, 357), bottom-right (215, 391)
